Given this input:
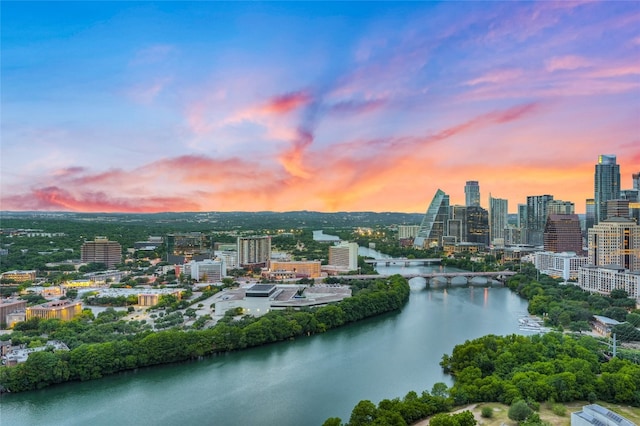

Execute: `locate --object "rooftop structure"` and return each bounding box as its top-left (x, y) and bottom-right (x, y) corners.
top-left (571, 404), bottom-right (635, 426)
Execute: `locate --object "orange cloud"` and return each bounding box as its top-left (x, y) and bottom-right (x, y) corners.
top-left (261, 91), bottom-right (312, 115)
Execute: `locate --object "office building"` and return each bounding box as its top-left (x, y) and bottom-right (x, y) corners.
top-left (237, 236), bottom-right (271, 268)
top-left (543, 214), bottom-right (583, 254)
top-left (188, 259), bottom-right (226, 282)
top-left (1, 299), bottom-right (27, 327)
top-left (526, 195), bottom-right (554, 246)
top-left (594, 155), bottom-right (620, 224)
top-left (633, 172), bottom-right (640, 190)
top-left (328, 242), bottom-right (359, 271)
top-left (166, 232), bottom-right (211, 263)
top-left (534, 251), bottom-right (588, 281)
top-left (517, 204), bottom-right (527, 228)
top-left (269, 260), bottom-right (322, 279)
top-left (464, 181), bottom-right (480, 207)
top-left (585, 198), bottom-right (596, 231)
top-left (587, 217), bottom-right (640, 271)
top-left (607, 199), bottom-right (630, 219)
top-left (81, 237), bottom-right (122, 269)
top-left (466, 206), bottom-right (489, 246)
top-left (489, 195), bottom-right (508, 245)
top-left (547, 200), bottom-right (574, 215)
top-left (26, 300), bottom-right (82, 321)
top-left (414, 189), bottom-right (450, 248)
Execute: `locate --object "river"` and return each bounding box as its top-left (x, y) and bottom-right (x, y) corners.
top-left (0, 261), bottom-right (531, 426)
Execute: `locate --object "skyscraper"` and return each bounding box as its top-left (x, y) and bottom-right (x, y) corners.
top-left (414, 189), bottom-right (450, 248)
top-left (585, 198), bottom-right (595, 231)
top-left (633, 172), bottom-right (640, 190)
top-left (594, 154), bottom-right (620, 225)
top-left (464, 181), bottom-right (480, 207)
top-left (526, 195), bottom-right (554, 246)
top-left (543, 214), bottom-right (583, 254)
top-left (489, 195), bottom-right (508, 245)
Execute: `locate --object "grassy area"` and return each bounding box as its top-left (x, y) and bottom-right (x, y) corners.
top-left (455, 401), bottom-right (640, 426)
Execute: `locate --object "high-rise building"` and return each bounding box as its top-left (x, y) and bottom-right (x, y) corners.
top-left (328, 242), bottom-right (359, 271)
top-left (587, 217), bottom-right (640, 271)
top-left (607, 199), bottom-right (630, 219)
top-left (543, 214), bottom-right (583, 254)
top-left (81, 237), bottom-right (122, 269)
top-left (237, 236), bottom-right (271, 268)
top-left (414, 189), bottom-right (450, 248)
top-left (547, 200), bottom-right (574, 215)
top-left (633, 172), bottom-right (640, 190)
top-left (517, 204), bottom-right (527, 228)
top-left (594, 154), bottom-right (620, 224)
top-left (585, 198), bottom-right (596, 231)
top-left (526, 195), bottom-right (554, 246)
top-left (466, 206), bottom-right (489, 246)
top-left (464, 181), bottom-right (480, 207)
top-left (489, 195), bottom-right (508, 245)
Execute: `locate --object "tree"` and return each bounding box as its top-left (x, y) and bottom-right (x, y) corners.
top-left (508, 400), bottom-right (533, 422)
top-left (348, 400), bottom-right (378, 426)
top-left (323, 418), bottom-right (342, 426)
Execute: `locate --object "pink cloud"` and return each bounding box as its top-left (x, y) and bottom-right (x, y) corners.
top-left (546, 55), bottom-right (592, 71)
top-left (465, 69), bottom-right (524, 86)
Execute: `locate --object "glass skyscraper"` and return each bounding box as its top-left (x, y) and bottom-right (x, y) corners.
top-left (464, 181), bottom-right (480, 207)
top-left (594, 154), bottom-right (620, 225)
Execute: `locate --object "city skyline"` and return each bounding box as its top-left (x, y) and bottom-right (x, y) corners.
top-left (2, 2), bottom-right (639, 214)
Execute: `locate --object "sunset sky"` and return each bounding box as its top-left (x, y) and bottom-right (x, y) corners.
top-left (1, 1), bottom-right (639, 214)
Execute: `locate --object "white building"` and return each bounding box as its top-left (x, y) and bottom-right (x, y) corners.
top-left (328, 242), bottom-right (359, 271)
top-left (215, 250), bottom-right (238, 270)
top-left (534, 251), bottom-right (589, 281)
top-left (189, 259), bottom-right (226, 282)
top-left (397, 225), bottom-right (421, 240)
top-left (578, 265), bottom-right (640, 302)
top-left (571, 404), bottom-right (635, 426)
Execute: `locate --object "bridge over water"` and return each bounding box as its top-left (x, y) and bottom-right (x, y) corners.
top-left (363, 258), bottom-right (442, 266)
top-left (332, 270), bottom-right (516, 286)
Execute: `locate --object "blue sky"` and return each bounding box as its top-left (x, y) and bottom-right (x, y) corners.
top-left (2, 1), bottom-right (639, 213)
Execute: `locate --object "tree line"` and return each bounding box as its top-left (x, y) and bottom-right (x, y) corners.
top-left (0, 275), bottom-right (410, 392)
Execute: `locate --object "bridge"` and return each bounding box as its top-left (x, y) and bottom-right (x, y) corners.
top-left (363, 258), bottom-right (442, 266)
top-left (330, 270), bottom-right (516, 286)
top-left (403, 271), bottom-right (517, 285)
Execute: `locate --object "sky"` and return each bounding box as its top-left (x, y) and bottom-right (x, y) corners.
top-left (1, 1), bottom-right (639, 214)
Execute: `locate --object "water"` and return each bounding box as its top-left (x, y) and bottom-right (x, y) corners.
top-left (0, 263), bottom-right (530, 426)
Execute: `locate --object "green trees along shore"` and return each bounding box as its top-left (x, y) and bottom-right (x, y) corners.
top-left (0, 275), bottom-right (410, 393)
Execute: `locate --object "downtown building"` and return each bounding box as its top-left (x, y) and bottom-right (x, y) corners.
top-left (526, 195), bottom-right (554, 246)
top-left (489, 195), bottom-right (508, 247)
top-left (543, 214), bottom-right (583, 254)
top-left (414, 189), bottom-right (450, 249)
top-left (594, 154), bottom-right (620, 225)
top-left (464, 181), bottom-right (480, 207)
top-left (81, 237), bottom-right (122, 269)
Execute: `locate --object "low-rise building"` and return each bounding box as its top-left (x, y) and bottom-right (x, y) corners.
top-left (571, 404), bottom-right (635, 426)
top-left (1, 299), bottom-right (27, 327)
top-left (1, 270), bottom-right (37, 283)
top-left (268, 260), bottom-right (322, 279)
top-left (26, 300), bottom-right (82, 321)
